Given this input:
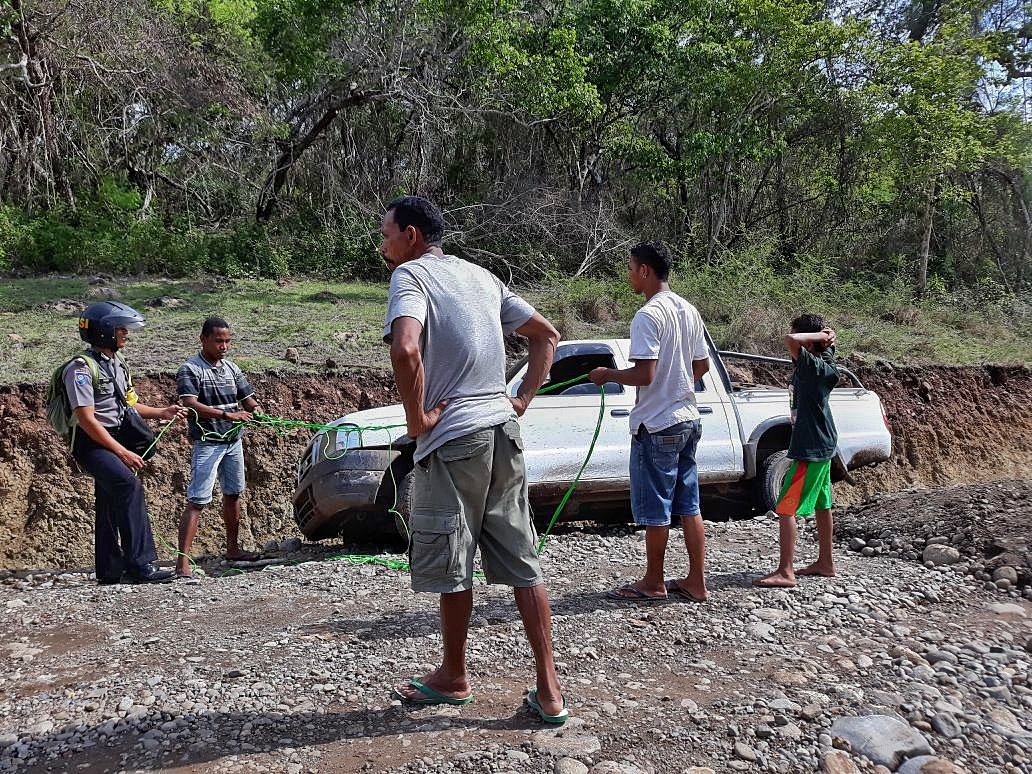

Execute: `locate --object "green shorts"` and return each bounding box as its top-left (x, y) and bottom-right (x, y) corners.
top-left (408, 420), bottom-right (543, 593)
top-left (775, 458), bottom-right (833, 518)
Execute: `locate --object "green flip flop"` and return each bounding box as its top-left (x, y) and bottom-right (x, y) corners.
top-left (391, 679), bottom-right (473, 706)
top-left (526, 688), bottom-right (569, 725)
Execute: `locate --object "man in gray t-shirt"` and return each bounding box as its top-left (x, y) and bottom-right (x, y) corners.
top-left (381, 196), bottom-right (568, 724)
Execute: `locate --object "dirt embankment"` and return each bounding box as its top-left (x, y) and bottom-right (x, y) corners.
top-left (0, 370), bottom-right (398, 571)
top-left (0, 362), bottom-right (1029, 571)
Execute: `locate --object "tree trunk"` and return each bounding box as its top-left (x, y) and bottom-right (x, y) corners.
top-left (256, 87), bottom-right (385, 222)
top-left (916, 179), bottom-right (938, 298)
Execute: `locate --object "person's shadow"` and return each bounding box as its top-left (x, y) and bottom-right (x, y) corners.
top-left (17, 704), bottom-right (548, 773)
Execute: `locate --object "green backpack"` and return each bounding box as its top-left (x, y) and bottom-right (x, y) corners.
top-left (45, 353), bottom-right (104, 444)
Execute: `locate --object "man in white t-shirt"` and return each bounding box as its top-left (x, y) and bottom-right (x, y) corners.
top-left (589, 241), bottom-right (711, 603)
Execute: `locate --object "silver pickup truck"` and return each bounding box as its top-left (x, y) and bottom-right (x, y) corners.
top-left (292, 337), bottom-right (892, 540)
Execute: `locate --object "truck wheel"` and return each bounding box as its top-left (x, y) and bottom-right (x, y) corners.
top-left (387, 469), bottom-right (416, 542)
top-left (759, 450), bottom-right (792, 513)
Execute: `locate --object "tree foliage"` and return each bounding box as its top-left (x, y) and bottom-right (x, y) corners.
top-left (0, 0), bottom-right (1028, 292)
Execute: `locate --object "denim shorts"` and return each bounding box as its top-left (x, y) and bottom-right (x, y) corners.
top-left (187, 439), bottom-right (246, 505)
top-left (630, 419), bottom-right (703, 527)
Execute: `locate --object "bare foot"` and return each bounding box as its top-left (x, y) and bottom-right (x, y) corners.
top-left (532, 685), bottom-right (566, 717)
top-left (797, 562), bottom-right (836, 577)
top-left (753, 569), bottom-right (797, 588)
top-left (665, 578), bottom-right (708, 602)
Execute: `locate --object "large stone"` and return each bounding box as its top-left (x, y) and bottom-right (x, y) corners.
top-left (987, 707), bottom-right (1032, 739)
top-left (734, 742), bottom-right (757, 761)
top-left (532, 731), bottom-right (602, 758)
top-left (830, 715), bottom-right (933, 770)
top-left (555, 758), bottom-right (589, 774)
top-left (930, 713), bottom-right (962, 739)
top-left (588, 763), bottom-right (643, 774)
top-left (821, 751), bottom-right (860, 774)
top-left (922, 545), bottom-right (960, 566)
top-left (989, 602), bottom-right (1026, 617)
top-left (991, 566), bottom-right (1019, 585)
top-left (896, 756), bottom-right (967, 774)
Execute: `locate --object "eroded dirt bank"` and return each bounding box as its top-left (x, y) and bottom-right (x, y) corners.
top-left (0, 362), bottom-right (1029, 571)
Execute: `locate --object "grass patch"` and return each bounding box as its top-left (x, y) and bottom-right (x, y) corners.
top-left (1, 276), bottom-right (390, 384)
top-left (1, 267), bottom-right (1029, 386)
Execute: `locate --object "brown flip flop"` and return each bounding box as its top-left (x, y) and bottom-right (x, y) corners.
top-left (604, 584), bottom-right (668, 602)
top-left (664, 580), bottom-right (706, 602)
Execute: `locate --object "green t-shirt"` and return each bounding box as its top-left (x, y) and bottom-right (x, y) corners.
top-left (787, 347), bottom-right (839, 461)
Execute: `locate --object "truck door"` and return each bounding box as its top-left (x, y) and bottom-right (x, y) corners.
top-left (508, 342), bottom-right (634, 487)
top-left (612, 339), bottom-right (745, 483)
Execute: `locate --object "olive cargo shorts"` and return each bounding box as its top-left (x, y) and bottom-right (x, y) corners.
top-left (408, 420), bottom-right (543, 593)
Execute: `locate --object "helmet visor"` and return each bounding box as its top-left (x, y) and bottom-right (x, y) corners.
top-left (106, 314), bottom-right (146, 330)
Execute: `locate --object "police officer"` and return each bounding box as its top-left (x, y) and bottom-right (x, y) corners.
top-left (64, 301), bottom-right (184, 584)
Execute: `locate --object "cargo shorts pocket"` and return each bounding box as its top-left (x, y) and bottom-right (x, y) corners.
top-left (436, 436), bottom-right (491, 464)
top-left (409, 509), bottom-right (461, 577)
top-left (501, 420), bottom-right (524, 452)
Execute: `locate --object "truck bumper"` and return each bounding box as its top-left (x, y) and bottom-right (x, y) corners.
top-left (292, 448), bottom-right (400, 539)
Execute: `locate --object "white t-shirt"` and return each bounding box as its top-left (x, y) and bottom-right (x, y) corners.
top-left (627, 291), bottom-right (709, 434)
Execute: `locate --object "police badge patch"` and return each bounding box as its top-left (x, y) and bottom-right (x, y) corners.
top-left (74, 369), bottom-right (91, 386)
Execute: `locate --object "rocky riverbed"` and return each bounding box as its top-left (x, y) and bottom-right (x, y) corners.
top-left (2, 482), bottom-right (1031, 774)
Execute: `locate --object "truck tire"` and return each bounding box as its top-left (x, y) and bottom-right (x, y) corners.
top-left (759, 450), bottom-right (792, 513)
top-left (388, 469), bottom-right (416, 542)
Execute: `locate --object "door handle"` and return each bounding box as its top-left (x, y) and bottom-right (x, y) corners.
top-left (610, 409), bottom-right (630, 417)
top-left (698, 406), bottom-right (714, 414)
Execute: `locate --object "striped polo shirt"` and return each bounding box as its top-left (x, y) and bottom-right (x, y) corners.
top-left (176, 353), bottom-right (254, 443)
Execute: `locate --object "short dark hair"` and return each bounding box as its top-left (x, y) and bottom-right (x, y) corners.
top-left (201, 316), bottom-right (231, 337)
top-left (386, 196), bottom-right (445, 246)
top-left (790, 313), bottom-right (825, 334)
top-left (791, 313), bottom-right (829, 352)
top-left (629, 241), bottom-right (673, 281)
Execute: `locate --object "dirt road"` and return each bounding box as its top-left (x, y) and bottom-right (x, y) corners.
top-left (1, 482), bottom-right (1030, 774)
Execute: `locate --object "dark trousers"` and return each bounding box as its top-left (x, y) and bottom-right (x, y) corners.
top-left (72, 432), bottom-right (157, 580)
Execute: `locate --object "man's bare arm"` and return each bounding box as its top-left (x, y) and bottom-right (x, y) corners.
top-left (784, 329), bottom-right (836, 359)
top-left (692, 358), bottom-right (710, 381)
top-left (390, 316), bottom-right (446, 437)
top-left (511, 312), bottom-right (560, 415)
top-left (588, 359), bottom-right (657, 388)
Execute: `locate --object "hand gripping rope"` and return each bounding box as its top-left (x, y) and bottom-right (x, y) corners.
top-left (137, 373), bottom-right (605, 576)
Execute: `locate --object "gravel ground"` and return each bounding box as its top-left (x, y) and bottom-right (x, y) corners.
top-left (2, 486), bottom-right (1031, 774)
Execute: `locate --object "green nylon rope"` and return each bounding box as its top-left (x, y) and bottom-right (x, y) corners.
top-left (136, 371), bottom-right (607, 577)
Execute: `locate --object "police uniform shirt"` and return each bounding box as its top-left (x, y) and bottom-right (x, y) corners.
top-left (62, 350), bottom-right (127, 428)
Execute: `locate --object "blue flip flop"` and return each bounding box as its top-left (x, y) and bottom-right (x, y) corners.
top-left (526, 688), bottom-right (569, 725)
top-left (391, 679), bottom-right (473, 706)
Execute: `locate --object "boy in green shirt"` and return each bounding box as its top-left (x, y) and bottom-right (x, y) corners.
top-left (755, 313), bottom-right (839, 588)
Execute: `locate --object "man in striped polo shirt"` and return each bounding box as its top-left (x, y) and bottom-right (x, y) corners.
top-left (175, 316), bottom-right (264, 577)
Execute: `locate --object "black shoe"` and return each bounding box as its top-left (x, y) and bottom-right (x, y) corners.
top-left (127, 564), bottom-right (175, 584)
top-left (97, 575), bottom-right (125, 586)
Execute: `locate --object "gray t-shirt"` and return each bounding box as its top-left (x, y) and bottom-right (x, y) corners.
top-left (628, 291), bottom-right (709, 434)
top-left (61, 350), bottom-right (128, 429)
top-left (383, 253), bottom-right (535, 461)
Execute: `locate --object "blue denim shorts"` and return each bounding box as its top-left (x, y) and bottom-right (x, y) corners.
top-left (187, 439), bottom-right (246, 505)
top-left (630, 419), bottom-right (702, 527)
